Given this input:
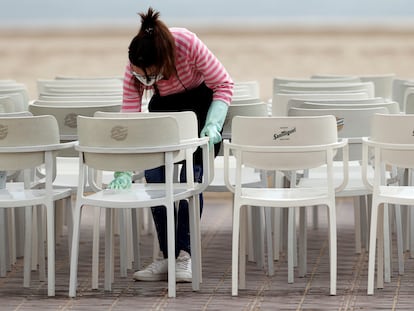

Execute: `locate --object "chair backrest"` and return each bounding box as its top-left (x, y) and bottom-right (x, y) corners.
top-left (93, 111), bottom-right (198, 142)
top-left (231, 115), bottom-right (338, 171)
top-left (0, 87), bottom-right (30, 109)
top-left (288, 106), bottom-right (387, 139)
top-left (38, 94), bottom-right (122, 101)
top-left (0, 96), bottom-right (15, 113)
top-left (37, 78), bottom-right (122, 94)
top-left (272, 92), bottom-right (369, 116)
top-left (233, 81), bottom-right (260, 98)
top-left (392, 78), bottom-right (414, 111)
top-left (92, 111), bottom-right (212, 184)
top-left (273, 76), bottom-right (361, 93)
top-left (359, 74), bottom-right (395, 99)
top-left (370, 114), bottom-right (414, 169)
top-left (28, 101), bottom-right (121, 140)
top-left (288, 100), bottom-right (400, 114)
top-left (77, 116), bottom-right (180, 172)
top-left (402, 87), bottom-right (414, 114)
top-left (0, 115), bottom-right (60, 170)
top-left (288, 97), bottom-right (385, 107)
top-left (222, 102), bottom-right (269, 138)
top-left (288, 106), bottom-right (387, 161)
top-left (277, 82), bottom-right (374, 97)
top-left (231, 97), bottom-right (262, 105)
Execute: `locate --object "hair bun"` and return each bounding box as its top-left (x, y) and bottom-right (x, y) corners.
top-left (140, 7), bottom-right (160, 36)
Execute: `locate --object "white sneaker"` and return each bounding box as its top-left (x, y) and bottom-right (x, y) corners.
top-left (175, 250), bottom-right (192, 283)
top-left (133, 258), bottom-right (168, 281)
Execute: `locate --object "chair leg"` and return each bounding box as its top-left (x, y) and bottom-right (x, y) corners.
top-left (287, 208), bottom-right (295, 284)
top-left (232, 202), bottom-right (241, 296)
top-left (367, 200), bottom-right (380, 295)
top-left (394, 204), bottom-right (405, 275)
top-left (69, 203), bottom-right (82, 297)
top-left (328, 204), bottom-right (337, 296)
top-left (239, 206), bottom-right (247, 289)
top-left (298, 206), bottom-right (307, 278)
top-left (91, 206), bottom-right (101, 289)
top-left (46, 201), bottom-right (56, 296)
top-left (195, 198), bottom-right (202, 283)
top-left (383, 204), bottom-right (391, 283)
top-left (166, 202), bottom-right (176, 298)
top-left (104, 208), bottom-right (113, 291)
top-left (273, 208), bottom-right (281, 261)
top-left (188, 196), bottom-right (200, 290)
top-left (23, 206), bottom-right (32, 287)
top-left (37, 206), bottom-right (45, 282)
top-left (31, 207), bottom-right (38, 272)
top-left (119, 210), bottom-right (128, 278)
top-left (247, 206), bottom-right (255, 262)
top-left (265, 207), bottom-right (274, 276)
top-left (377, 205), bottom-right (384, 289)
top-left (354, 197), bottom-right (362, 254)
top-left (131, 208), bottom-right (141, 271)
top-left (0, 208), bottom-right (6, 277)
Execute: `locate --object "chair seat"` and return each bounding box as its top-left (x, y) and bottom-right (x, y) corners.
top-left (378, 186), bottom-right (414, 204)
top-left (240, 187), bottom-right (330, 207)
top-left (298, 161), bottom-right (374, 196)
top-left (82, 183), bottom-right (198, 207)
top-left (0, 183), bottom-right (72, 207)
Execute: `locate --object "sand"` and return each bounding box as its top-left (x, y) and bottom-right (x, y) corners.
top-left (2, 25), bottom-right (414, 101)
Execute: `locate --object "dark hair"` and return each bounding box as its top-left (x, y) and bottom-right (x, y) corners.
top-left (128, 7), bottom-right (176, 79)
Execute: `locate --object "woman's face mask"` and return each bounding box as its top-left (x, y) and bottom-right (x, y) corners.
top-left (130, 65), bottom-right (163, 86)
top-left (132, 71), bottom-right (163, 86)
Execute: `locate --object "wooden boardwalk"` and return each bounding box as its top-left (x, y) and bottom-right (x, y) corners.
top-left (0, 192), bottom-right (413, 310)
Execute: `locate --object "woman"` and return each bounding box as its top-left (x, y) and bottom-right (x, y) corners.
top-left (109, 7), bottom-right (233, 282)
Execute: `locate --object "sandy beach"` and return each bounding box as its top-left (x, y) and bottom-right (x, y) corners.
top-left (2, 25), bottom-right (414, 101)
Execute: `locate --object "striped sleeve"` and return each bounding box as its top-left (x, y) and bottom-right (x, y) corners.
top-left (122, 64), bottom-right (143, 112)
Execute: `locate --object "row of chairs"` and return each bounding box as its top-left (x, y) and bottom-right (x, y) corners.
top-left (0, 109), bottom-right (210, 298)
top-left (2, 72), bottom-right (414, 298)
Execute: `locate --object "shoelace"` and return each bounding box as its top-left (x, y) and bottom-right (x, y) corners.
top-left (176, 257), bottom-right (191, 270)
top-left (146, 259), bottom-right (167, 272)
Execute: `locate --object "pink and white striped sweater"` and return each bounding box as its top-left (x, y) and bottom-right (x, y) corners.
top-left (122, 27), bottom-right (233, 112)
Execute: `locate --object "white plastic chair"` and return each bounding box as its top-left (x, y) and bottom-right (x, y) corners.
top-left (359, 74), bottom-right (395, 99)
top-left (211, 102), bottom-right (271, 270)
top-left (289, 106), bottom-right (389, 255)
top-left (402, 86), bottom-right (414, 114)
top-left (68, 115), bottom-right (210, 298)
top-left (224, 115), bottom-right (347, 296)
top-left (363, 113), bottom-right (414, 295)
top-left (391, 78), bottom-right (414, 111)
top-left (91, 110), bottom-right (208, 288)
top-left (0, 115), bottom-right (74, 296)
top-left (233, 80), bottom-right (260, 98)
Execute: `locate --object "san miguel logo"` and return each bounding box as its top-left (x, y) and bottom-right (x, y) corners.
top-left (0, 124), bottom-right (8, 139)
top-left (64, 113), bottom-right (78, 128)
top-left (111, 126), bottom-right (128, 141)
top-left (273, 127), bottom-right (296, 140)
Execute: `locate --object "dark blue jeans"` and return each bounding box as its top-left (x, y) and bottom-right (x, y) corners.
top-left (145, 163), bottom-right (203, 259)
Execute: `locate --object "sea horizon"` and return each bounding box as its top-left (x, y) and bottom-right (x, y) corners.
top-left (2, 0), bottom-right (414, 31)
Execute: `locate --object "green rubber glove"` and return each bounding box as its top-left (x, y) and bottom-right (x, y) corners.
top-left (200, 100), bottom-right (229, 147)
top-left (108, 171), bottom-right (133, 190)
